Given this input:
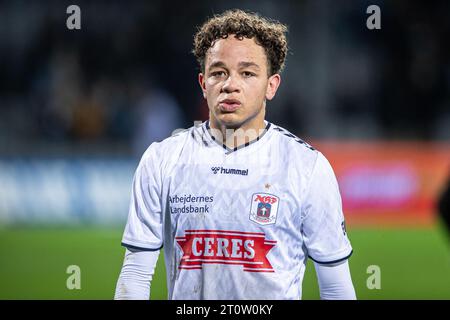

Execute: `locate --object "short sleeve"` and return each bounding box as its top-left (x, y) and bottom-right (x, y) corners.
top-left (301, 152), bottom-right (353, 264)
top-left (121, 144), bottom-right (163, 251)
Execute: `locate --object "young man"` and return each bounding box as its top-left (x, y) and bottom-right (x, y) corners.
top-left (115, 9), bottom-right (356, 300)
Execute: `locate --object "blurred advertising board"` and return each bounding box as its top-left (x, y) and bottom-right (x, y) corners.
top-left (316, 142), bottom-right (450, 227)
top-left (0, 158), bottom-right (135, 225)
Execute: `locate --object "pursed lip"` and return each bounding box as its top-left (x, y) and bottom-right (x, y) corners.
top-left (218, 98), bottom-right (242, 112)
top-left (219, 98), bottom-right (241, 105)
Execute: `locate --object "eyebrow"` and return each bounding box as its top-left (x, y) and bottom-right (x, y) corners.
top-left (208, 61), bottom-right (261, 70)
top-left (238, 61), bottom-right (260, 70)
top-left (208, 61), bottom-right (227, 70)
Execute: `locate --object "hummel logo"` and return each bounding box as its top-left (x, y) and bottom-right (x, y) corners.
top-left (211, 166), bottom-right (248, 176)
top-left (211, 167), bottom-right (221, 174)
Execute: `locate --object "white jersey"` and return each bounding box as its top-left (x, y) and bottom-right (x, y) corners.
top-left (121, 121), bottom-right (352, 300)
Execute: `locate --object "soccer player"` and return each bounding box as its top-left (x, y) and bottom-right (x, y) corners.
top-left (115, 9), bottom-right (356, 300)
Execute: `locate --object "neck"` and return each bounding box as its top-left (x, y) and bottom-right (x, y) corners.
top-left (209, 111), bottom-right (267, 150)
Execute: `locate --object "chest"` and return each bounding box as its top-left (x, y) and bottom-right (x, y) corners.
top-left (164, 157), bottom-right (301, 229)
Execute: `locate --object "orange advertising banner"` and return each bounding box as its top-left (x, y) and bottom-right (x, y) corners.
top-left (314, 141), bottom-right (450, 227)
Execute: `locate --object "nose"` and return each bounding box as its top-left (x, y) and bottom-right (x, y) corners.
top-left (221, 73), bottom-right (240, 93)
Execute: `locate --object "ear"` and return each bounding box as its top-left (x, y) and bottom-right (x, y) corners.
top-left (198, 73), bottom-right (207, 99)
top-left (265, 74), bottom-right (281, 101)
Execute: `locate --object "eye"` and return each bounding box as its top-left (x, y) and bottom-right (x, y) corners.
top-left (211, 71), bottom-right (226, 78)
top-left (242, 71), bottom-right (256, 78)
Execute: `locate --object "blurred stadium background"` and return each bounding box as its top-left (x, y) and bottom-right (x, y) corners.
top-left (0, 0), bottom-right (449, 299)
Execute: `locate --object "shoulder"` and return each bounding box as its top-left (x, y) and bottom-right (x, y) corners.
top-left (270, 123), bottom-right (319, 164)
top-left (270, 123), bottom-right (317, 154)
top-left (139, 125), bottom-right (196, 170)
top-left (269, 123), bottom-right (338, 184)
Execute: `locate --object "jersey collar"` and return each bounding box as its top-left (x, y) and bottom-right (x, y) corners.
top-left (203, 120), bottom-right (272, 154)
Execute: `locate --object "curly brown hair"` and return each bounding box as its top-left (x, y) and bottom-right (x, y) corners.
top-left (193, 9), bottom-right (288, 76)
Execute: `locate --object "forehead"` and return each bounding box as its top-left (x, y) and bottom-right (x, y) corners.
top-left (205, 36), bottom-right (268, 69)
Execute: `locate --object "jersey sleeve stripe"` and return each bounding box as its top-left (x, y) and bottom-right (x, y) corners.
top-left (308, 250), bottom-right (353, 265)
top-left (121, 242), bottom-right (163, 252)
top-left (272, 125), bottom-right (315, 150)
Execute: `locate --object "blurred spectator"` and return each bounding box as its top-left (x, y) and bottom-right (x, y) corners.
top-left (130, 78), bottom-right (184, 156)
top-left (70, 81), bottom-right (107, 141)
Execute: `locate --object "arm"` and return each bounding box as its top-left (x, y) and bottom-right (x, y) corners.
top-left (116, 143), bottom-right (164, 299)
top-left (114, 248), bottom-right (160, 300)
top-left (314, 260), bottom-right (356, 300)
top-left (301, 152), bottom-right (355, 299)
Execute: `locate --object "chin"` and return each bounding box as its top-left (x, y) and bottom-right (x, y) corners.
top-left (216, 114), bottom-right (244, 129)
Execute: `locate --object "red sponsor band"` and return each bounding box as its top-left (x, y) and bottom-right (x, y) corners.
top-left (176, 230), bottom-right (277, 272)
